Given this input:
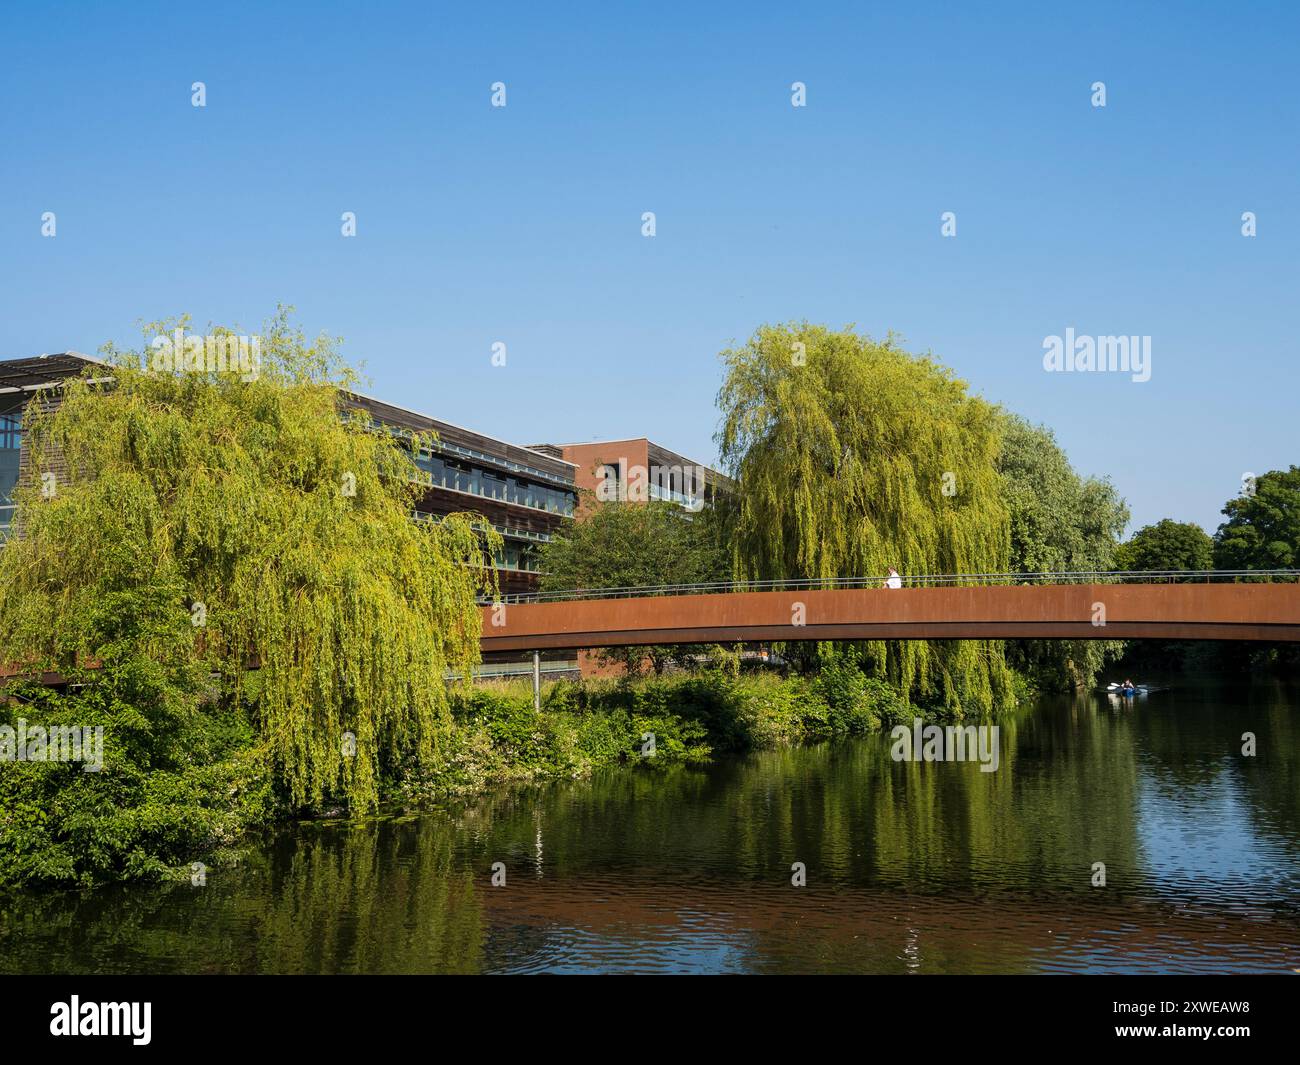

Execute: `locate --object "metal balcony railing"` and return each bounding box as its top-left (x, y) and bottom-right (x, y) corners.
top-left (413, 510), bottom-right (554, 545)
top-left (414, 471), bottom-right (575, 517)
top-left (380, 423), bottom-right (574, 490)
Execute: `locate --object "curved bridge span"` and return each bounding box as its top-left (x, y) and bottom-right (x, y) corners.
top-left (481, 578), bottom-right (1300, 653)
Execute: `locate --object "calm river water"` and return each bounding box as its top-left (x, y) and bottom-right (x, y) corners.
top-left (4, 677), bottom-right (1299, 974)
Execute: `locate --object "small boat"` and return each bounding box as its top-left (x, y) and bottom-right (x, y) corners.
top-left (1100, 682), bottom-right (1166, 697)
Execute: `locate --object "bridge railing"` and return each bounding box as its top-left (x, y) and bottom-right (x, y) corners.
top-left (485, 569), bottom-right (1300, 605)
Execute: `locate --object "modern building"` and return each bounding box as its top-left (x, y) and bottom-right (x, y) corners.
top-left (0, 411), bottom-right (19, 534)
top-left (342, 391), bottom-right (577, 599)
top-left (530, 437), bottom-right (730, 513)
top-left (1, 353), bottom-right (103, 537)
top-left (528, 437), bottom-right (733, 679)
top-left (0, 352), bottom-right (580, 678)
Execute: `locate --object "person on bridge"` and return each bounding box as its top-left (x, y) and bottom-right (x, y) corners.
top-left (884, 568), bottom-right (903, 589)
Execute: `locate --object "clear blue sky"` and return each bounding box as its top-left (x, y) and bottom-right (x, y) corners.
top-left (2, 1), bottom-right (1296, 533)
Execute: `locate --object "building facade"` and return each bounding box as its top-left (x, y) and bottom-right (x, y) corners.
top-left (1, 353), bottom-right (100, 538)
top-left (530, 437), bottom-right (729, 514)
top-left (344, 392), bottom-right (576, 599)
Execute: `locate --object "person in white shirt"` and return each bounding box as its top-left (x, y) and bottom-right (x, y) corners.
top-left (884, 567), bottom-right (902, 589)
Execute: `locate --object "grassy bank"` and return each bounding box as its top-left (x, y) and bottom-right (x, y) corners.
top-left (1, 666), bottom-right (935, 890)
top-left (403, 668), bottom-right (915, 801)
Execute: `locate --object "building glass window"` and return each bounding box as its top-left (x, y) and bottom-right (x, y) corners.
top-left (414, 446), bottom-right (574, 516)
top-left (0, 413), bottom-right (21, 528)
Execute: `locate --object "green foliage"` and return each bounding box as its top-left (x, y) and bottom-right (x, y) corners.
top-left (1214, 466), bottom-right (1300, 573)
top-left (1117, 518), bottom-right (1213, 574)
top-left (715, 322), bottom-right (1014, 713)
top-left (0, 579), bottom-right (274, 888)
top-left (812, 652), bottom-right (910, 735)
top-left (997, 414), bottom-right (1129, 691)
top-left (540, 498), bottom-right (725, 591)
top-left (407, 679), bottom-right (716, 798)
top-left (998, 414), bottom-right (1129, 574)
top-left (1205, 467), bottom-right (1300, 673)
top-left (538, 499), bottom-right (728, 673)
top-left (0, 309), bottom-right (495, 829)
top-left (399, 666), bottom-right (928, 803)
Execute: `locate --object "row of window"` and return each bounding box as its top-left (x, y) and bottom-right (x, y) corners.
top-left (1, 422), bottom-right (19, 514)
top-left (600, 463), bottom-right (710, 509)
top-left (413, 510), bottom-right (553, 545)
top-left (415, 452), bottom-right (576, 516)
top-left (647, 481), bottom-right (709, 508)
top-left (494, 541), bottom-right (542, 573)
top-left (430, 437), bottom-right (573, 490)
top-left (380, 421), bottom-right (573, 490)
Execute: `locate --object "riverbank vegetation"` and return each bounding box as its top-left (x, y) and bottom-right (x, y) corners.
top-left (406, 666), bottom-right (913, 802)
top-left (2, 315), bottom-right (1293, 891)
top-left (0, 661), bottom-right (920, 889)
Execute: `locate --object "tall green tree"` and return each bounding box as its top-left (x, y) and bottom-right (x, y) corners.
top-left (997, 415), bottom-right (1129, 690)
top-left (1116, 518), bottom-right (1213, 575)
top-left (998, 415), bottom-right (1129, 575)
top-left (540, 499), bottom-right (724, 592)
top-left (1214, 466), bottom-right (1300, 574)
top-left (538, 499), bottom-right (726, 673)
top-left (715, 322), bottom-right (1014, 714)
top-left (0, 309), bottom-right (496, 816)
top-left (1211, 466), bottom-right (1300, 673)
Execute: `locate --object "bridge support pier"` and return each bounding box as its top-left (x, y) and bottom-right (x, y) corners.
top-left (532, 650), bottom-right (540, 712)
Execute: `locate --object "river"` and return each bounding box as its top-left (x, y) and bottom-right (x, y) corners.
top-left (3, 676), bottom-right (1298, 974)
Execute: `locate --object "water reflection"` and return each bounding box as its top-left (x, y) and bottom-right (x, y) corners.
top-left (2, 679), bottom-right (1297, 974)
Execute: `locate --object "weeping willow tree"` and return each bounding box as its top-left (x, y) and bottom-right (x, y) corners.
top-left (715, 322), bottom-right (1014, 714)
top-left (0, 309), bottom-right (497, 813)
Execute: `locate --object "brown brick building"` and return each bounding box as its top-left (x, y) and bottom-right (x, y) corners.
top-left (530, 437), bottom-right (729, 514)
top-left (528, 437), bottom-right (732, 678)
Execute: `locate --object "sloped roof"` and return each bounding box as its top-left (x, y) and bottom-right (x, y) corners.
top-left (0, 352), bottom-right (105, 394)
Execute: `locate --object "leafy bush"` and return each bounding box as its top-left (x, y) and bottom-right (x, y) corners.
top-left (0, 602), bottom-right (275, 889)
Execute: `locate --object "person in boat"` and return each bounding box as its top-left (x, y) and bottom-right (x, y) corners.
top-left (884, 567), bottom-right (903, 589)
top-left (1121, 678), bottom-right (1136, 694)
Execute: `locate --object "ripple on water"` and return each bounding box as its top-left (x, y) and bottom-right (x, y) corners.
top-left (3, 682), bottom-right (1299, 974)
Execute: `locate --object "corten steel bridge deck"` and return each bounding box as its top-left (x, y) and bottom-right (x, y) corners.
top-left (4, 572), bottom-right (1298, 693)
top-left (479, 571), bottom-right (1300, 655)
